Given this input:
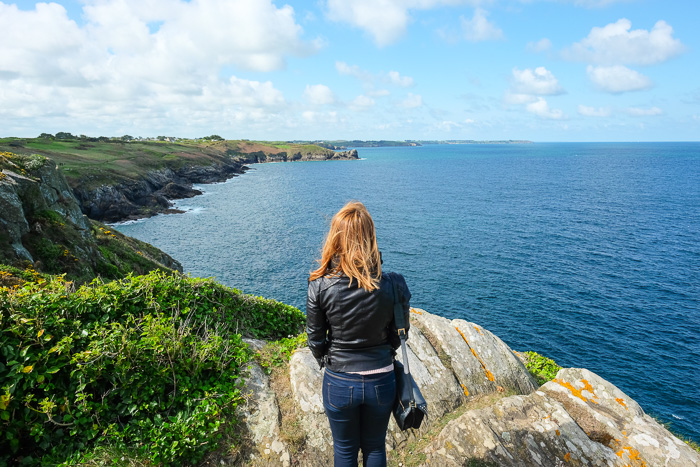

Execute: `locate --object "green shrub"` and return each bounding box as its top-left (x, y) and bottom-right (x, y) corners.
top-left (522, 351), bottom-right (561, 386)
top-left (256, 332), bottom-right (308, 374)
top-left (0, 270), bottom-right (305, 465)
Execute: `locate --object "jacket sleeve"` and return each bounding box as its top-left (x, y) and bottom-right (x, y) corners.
top-left (388, 273), bottom-right (412, 350)
top-left (306, 280), bottom-right (329, 368)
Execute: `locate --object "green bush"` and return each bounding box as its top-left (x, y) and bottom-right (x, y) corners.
top-left (0, 271), bottom-right (305, 465)
top-left (523, 351), bottom-right (562, 386)
top-left (256, 332), bottom-right (308, 374)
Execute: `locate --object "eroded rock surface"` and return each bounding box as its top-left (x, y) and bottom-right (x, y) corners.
top-left (236, 340), bottom-right (291, 466)
top-left (424, 390), bottom-right (620, 466)
top-left (235, 310), bottom-right (699, 466)
top-left (541, 368), bottom-right (699, 467)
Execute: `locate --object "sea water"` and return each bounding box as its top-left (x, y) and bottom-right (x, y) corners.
top-left (115, 143), bottom-right (700, 442)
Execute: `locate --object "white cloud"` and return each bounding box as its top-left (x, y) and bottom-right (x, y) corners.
top-left (526, 98), bottom-right (565, 119)
top-left (326, 0), bottom-right (478, 47)
top-left (627, 106), bottom-right (663, 117)
top-left (578, 105), bottom-right (611, 117)
top-left (564, 18), bottom-right (685, 65)
top-left (387, 71), bottom-right (414, 87)
top-left (368, 89), bottom-right (391, 97)
top-left (303, 84), bottom-right (336, 105)
top-left (400, 93), bottom-right (423, 108)
top-left (0, 0), bottom-right (316, 135)
top-left (511, 67), bottom-right (564, 96)
top-left (527, 38), bottom-right (552, 53)
top-left (504, 93), bottom-right (537, 105)
top-left (436, 120), bottom-right (460, 131)
top-left (350, 95), bottom-right (375, 110)
top-left (337, 62), bottom-right (415, 88)
top-left (460, 8), bottom-right (503, 42)
top-left (587, 65), bottom-right (652, 93)
top-left (335, 61), bottom-right (373, 81)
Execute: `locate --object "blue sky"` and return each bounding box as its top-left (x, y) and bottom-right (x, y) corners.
top-left (2, 0), bottom-right (699, 141)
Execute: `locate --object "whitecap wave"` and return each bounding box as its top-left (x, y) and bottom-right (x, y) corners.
top-left (176, 206), bottom-right (205, 214)
top-left (672, 414), bottom-right (684, 420)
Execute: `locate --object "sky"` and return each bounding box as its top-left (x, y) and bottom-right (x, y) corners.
top-left (1, 0), bottom-right (699, 141)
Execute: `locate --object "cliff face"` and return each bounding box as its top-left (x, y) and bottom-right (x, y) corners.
top-left (72, 161), bottom-right (245, 222)
top-left (0, 152), bottom-right (181, 282)
top-left (70, 148), bottom-right (359, 223)
top-left (232, 309), bottom-right (699, 466)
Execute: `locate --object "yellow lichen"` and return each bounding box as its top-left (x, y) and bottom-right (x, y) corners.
top-left (554, 378), bottom-right (599, 404)
top-left (564, 452), bottom-right (571, 462)
top-left (556, 430), bottom-right (561, 436)
top-left (615, 446), bottom-right (647, 467)
top-left (473, 325), bottom-right (483, 335)
top-left (616, 398), bottom-right (628, 410)
top-left (461, 384), bottom-right (469, 396)
top-left (410, 308), bottom-right (422, 315)
top-left (456, 326), bottom-right (496, 382)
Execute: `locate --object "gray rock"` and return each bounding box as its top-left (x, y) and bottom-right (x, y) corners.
top-left (451, 318), bottom-right (538, 395)
top-left (289, 349), bottom-right (334, 466)
top-left (389, 324), bottom-right (465, 447)
top-left (236, 351), bottom-right (291, 467)
top-left (410, 308), bottom-right (537, 397)
top-left (423, 390), bottom-right (621, 466)
top-left (0, 172), bottom-right (33, 262)
top-left (235, 311), bottom-right (698, 467)
top-left (541, 368), bottom-right (700, 467)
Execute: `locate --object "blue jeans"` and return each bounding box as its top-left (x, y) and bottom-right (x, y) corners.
top-left (323, 368), bottom-right (396, 467)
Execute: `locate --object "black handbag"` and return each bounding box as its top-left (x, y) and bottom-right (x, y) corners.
top-left (390, 276), bottom-right (428, 431)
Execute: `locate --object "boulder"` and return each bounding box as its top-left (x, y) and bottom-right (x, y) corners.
top-left (389, 323), bottom-right (465, 447)
top-left (233, 310), bottom-right (699, 466)
top-left (0, 172), bottom-right (34, 262)
top-left (410, 308), bottom-right (537, 397)
top-left (541, 368), bottom-right (700, 467)
top-left (423, 390), bottom-right (621, 466)
top-left (289, 349), bottom-right (335, 466)
top-left (236, 348), bottom-right (291, 466)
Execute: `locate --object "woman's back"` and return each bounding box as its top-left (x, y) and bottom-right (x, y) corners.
top-left (306, 201), bottom-right (412, 467)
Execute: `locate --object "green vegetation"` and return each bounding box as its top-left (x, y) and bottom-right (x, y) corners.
top-left (0, 150), bottom-right (179, 284)
top-left (0, 137), bottom-right (333, 191)
top-left (522, 351), bottom-right (562, 386)
top-left (0, 271), bottom-right (305, 465)
top-left (256, 333), bottom-right (307, 374)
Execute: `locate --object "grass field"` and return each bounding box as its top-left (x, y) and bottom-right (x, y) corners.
top-left (0, 137), bottom-right (332, 189)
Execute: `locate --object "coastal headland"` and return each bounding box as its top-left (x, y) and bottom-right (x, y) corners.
top-left (0, 140), bottom-right (697, 466)
top-left (0, 136), bottom-right (358, 223)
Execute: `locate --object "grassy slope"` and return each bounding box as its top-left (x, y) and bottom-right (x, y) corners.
top-left (0, 138), bottom-right (333, 190)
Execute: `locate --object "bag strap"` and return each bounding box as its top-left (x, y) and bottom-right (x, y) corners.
top-left (391, 275), bottom-right (412, 377)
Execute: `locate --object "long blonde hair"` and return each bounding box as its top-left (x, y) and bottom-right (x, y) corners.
top-left (309, 201), bottom-right (382, 291)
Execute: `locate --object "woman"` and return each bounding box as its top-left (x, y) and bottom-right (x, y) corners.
top-left (307, 201), bottom-right (411, 467)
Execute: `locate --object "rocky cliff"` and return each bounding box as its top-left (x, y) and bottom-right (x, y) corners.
top-left (70, 148), bottom-right (358, 222)
top-left (231, 308), bottom-right (699, 466)
top-left (0, 151), bottom-right (181, 282)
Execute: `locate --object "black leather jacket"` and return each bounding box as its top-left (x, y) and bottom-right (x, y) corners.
top-left (306, 272), bottom-right (411, 373)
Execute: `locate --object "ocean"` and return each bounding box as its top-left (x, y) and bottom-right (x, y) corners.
top-left (115, 142), bottom-right (700, 442)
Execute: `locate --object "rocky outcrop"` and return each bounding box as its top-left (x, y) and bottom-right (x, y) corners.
top-left (71, 149), bottom-right (358, 223)
top-left (236, 149), bottom-right (359, 164)
top-left (1, 154), bottom-right (92, 263)
top-left (236, 308), bottom-right (699, 466)
top-left (72, 162), bottom-right (244, 222)
top-left (0, 152), bottom-right (181, 281)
